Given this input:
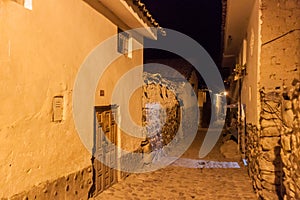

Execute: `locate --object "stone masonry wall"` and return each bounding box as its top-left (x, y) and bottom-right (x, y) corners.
top-left (142, 84), bottom-right (180, 150)
top-left (247, 91), bottom-right (284, 200)
top-left (246, 123), bottom-right (260, 198)
top-left (246, 0), bottom-right (300, 199)
top-left (260, 91), bottom-right (284, 199)
top-left (2, 166), bottom-right (93, 200)
top-left (247, 84), bottom-right (300, 200)
top-left (281, 80), bottom-right (300, 200)
top-left (142, 73), bottom-right (180, 152)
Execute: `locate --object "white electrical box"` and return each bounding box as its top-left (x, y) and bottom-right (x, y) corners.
top-left (53, 96), bottom-right (64, 122)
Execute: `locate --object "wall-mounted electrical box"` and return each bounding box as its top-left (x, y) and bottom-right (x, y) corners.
top-left (52, 96), bottom-right (64, 122)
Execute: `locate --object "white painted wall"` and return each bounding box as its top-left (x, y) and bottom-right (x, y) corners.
top-left (240, 0), bottom-right (261, 125)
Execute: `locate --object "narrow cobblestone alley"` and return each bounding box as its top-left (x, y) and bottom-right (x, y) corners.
top-left (2, 1), bottom-right (300, 199)
top-left (92, 129), bottom-right (257, 200)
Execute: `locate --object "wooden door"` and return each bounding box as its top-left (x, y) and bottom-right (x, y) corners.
top-left (93, 106), bottom-right (117, 195)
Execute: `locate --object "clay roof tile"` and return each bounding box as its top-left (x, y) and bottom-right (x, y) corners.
top-left (126, 0), bottom-right (166, 36)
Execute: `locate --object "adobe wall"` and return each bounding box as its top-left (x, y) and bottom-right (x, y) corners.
top-left (260, 0), bottom-right (300, 91)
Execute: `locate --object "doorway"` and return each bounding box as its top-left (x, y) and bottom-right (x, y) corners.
top-left (92, 105), bottom-right (118, 196)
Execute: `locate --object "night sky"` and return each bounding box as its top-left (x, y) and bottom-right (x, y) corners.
top-left (142, 0), bottom-right (222, 67)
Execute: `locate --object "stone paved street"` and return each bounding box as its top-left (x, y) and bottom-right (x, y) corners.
top-left (92, 129), bottom-right (257, 200)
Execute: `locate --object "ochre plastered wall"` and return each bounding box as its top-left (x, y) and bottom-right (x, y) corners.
top-left (95, 45), bottom-right (144, 152)
top-left (0, 0), bottom-right (143, 197)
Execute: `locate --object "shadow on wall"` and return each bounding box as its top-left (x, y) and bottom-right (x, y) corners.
top-left (274, 145), bottom-right (285, 200)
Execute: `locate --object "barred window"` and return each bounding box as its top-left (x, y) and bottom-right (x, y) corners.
top-left (118, 28), bottom-right (129, 55)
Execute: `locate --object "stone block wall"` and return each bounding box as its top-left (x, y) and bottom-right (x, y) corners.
top-left (142, 73), bottom-right (181, 151)
top-left (246, 91), bottom-right (284, 200)
top-left (281, 80), bottom-right (300, 200)
top-left (259, 91), bottom-right (284, 199)
top-left (2, 166), bottom-right (93, 200)
top-left (246, 86), bottom-right (300, 200)
top-left (142, 83), bottom-right (180, 150)
top-left (246, 123), bottom-right (260, 196)
top-left (246, 0), bottom-right (300, 199)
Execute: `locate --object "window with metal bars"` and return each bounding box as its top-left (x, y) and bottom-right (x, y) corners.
top-left (118, 28), bottom-right (129, 55)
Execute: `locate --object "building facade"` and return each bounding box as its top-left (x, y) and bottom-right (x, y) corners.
top-left (0, 0), bottom-right (161, 198)
top-left (222, 0), bottom-right (300, 199)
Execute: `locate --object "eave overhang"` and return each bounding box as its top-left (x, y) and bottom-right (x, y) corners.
top-left (99, 0), bottom-right (165, 40)
top-left (221, 0), bottom-right (255, 68)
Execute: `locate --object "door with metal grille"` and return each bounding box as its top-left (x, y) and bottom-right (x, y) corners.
top-left (93, 106), bottom-right (117, 195)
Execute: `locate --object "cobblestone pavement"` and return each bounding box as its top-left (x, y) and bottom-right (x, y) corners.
top-left (93, 129), bottom-right (257, 200)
